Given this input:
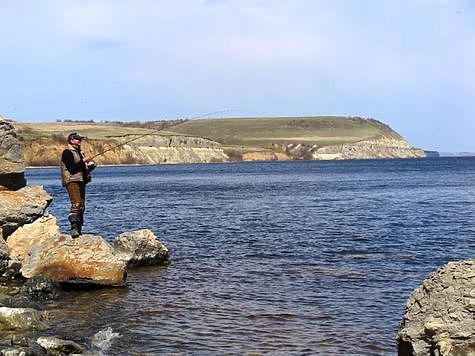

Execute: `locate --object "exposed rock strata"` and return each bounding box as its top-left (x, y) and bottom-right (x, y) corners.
top-left (0, 120), bottom-right (26, 190)
top-left (0, 185), bottom-right (52, 238)
top-left (21, 133), bottom-right (229, 166)
top-left (21, 234), bottom-right (127, 286)
top-left (113, 229), bottom-right (169, 267)
top-left (397, 259), bottom-right (475, 356)
top-left (311, 137), bottom-right (426, 160)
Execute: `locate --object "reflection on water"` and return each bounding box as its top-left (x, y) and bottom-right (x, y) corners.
top-left (26, 158), bottom-right (475, 354)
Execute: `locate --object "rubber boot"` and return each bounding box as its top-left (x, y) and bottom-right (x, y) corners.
top-left (78, 212), bottom-right (84, 235)
top-left (68, 213), bottom-right (81, 238)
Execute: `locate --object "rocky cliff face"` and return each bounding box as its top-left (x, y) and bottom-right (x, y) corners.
top-left (19, 129), bottom-right (425, 166)
top-left (311, 136), bottom-right (426, 160)
top-left (21, 134), bottom-right (229, 166)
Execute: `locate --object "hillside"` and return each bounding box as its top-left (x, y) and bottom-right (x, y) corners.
top-left (12, 116), bottom-right (425, 166)
top-left (167, 116), bottom-right (402, 147)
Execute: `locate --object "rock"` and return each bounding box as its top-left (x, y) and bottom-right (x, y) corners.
top-left (0, 120), bottom-right (26, 190)
top-left (0, 306), bottom-right (45, 331)
top-left (397, 259), bottom-right (475, 356)
top-left (0, 186), bottom-right (52, 238)
top-left (113, 229), bottom-right (169, 267)
top-left (36, 336), bottom-right (84, 355)
top-left (0, 235), bottom-right (10, 276)
top-left (21, 235), bottom-right (127, 286)
top-left (4, 256), bottom-right (23, 279)
top-left (7, 215), bottom-right (60, 263)
top-left (19, 275), bottom-right (62, 301)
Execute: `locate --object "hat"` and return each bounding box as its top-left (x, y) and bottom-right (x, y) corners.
top-left (67, 132), bottom-right (85, 142)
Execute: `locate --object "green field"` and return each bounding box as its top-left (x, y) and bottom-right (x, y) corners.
top-left (167, 116), bottom-right (401, 147)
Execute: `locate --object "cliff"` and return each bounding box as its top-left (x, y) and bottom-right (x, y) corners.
top-left (21, 134), bottom-right (229, 166)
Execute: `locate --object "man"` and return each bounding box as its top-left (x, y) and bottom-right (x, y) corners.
top-left (60, 132), bottom-right (96, 238)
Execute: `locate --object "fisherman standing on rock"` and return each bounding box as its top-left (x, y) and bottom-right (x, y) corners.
top-left (60, 132), bottom-right (96, 238)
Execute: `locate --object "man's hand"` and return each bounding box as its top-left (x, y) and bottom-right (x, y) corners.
top-left (83, 156), bottom-right (93, 163)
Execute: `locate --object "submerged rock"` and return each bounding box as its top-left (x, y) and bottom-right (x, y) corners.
top-left (0, 120), bottom-right (26, 191)
top-left (0, 306), bottom-right (45, 331)
top-left (397, 259), bottom-right (475, 356)
top-left (113, 229), bottom-right (169, 267)
top-left (36, 336), bottom-right (84, 355)
top-left (7, 214), bottom-right (60, 263)
top-left (0, 185), bottom-right (52, 238)
top-left (21, 234), bottom-right (127, 286)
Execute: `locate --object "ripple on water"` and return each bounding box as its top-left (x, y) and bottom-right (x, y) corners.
top-left (24, 158), bottom-right (475, 354)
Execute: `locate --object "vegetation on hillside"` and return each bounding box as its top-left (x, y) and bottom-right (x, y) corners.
top-left (166, 116), bottom-right (402, 147)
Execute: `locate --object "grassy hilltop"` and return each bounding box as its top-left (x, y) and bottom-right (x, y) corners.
top-left (167, 116), bottom-right (401, 147)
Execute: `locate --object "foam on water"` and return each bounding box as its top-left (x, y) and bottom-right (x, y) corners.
top-left (91, 327), bottom-right (121, 352)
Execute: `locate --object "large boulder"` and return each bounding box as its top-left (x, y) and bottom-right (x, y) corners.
top-left (397, 259), bottom-right (475, 356)
top-left (6, 214), bottom-right (60, 263)
top-left (0, 120), bottom-right (26, 190)
top-left (113, 229), bottom-right (169, 267)
top-left (0, 185), bottom-right (52, 238)
top-left (21, 234), bottom-right (127, 286)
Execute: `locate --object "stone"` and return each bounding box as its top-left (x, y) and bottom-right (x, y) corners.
top-left (397, 259), bottom-right (475, 356)
top-left (0, 306), bottom-right (45, 331)
top-left (0, 235), bottom-right (10, 276)
top-left (36, 336), bottom-right (84, 355)
top-left (0, 185), bottom-right (52, 238)
top-left (21, 234), bottom-right (127, 286)
top-left (113, 229), bottom-right (169, 267)
top-left (19, 275), bottom-right (62, 301)
top-left (7, 214), bottom-right (60, 263)
top-left (0, 120), bottom-right (26, 190)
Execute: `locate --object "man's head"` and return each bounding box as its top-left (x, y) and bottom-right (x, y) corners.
top-left (67, 132), bottom-right (85, 147)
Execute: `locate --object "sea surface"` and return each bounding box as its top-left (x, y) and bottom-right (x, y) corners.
top-left (25, 158), bottom-right (475, 355)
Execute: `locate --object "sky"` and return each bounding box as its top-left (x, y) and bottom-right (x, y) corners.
top-left (0, 0), bottom-right (474, 152)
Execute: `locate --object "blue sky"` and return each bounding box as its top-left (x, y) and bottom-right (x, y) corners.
top-left (0, 0), bottom-right (474, 151)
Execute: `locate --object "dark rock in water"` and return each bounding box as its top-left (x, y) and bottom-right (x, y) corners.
top-left (0, 185), bottom-right (52, 238)
top-left (397, 259), bottom-right (475, 356)
top-left (36, 336), bottom-right (85, 355)
top-left (113, 229), bottom-right (170, 267)
top-left (19, 275), bottom-right (62, 301)
top-left (0, 120), bottom-right (26, 191)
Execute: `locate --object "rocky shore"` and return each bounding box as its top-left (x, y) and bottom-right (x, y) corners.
top-left (0, 119), bottom-right (170, 354)
top-left (397, 259), bottom-right (475, 355)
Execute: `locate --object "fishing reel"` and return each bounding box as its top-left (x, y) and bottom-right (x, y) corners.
top-left (86, 160), bottom-right (97, 172)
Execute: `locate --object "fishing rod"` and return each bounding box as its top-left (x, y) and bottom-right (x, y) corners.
top-left (89, 109), bottom-right (229, 159)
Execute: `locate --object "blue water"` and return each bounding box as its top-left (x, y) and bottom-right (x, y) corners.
top-left (26, 158), bottom-right (475, 355)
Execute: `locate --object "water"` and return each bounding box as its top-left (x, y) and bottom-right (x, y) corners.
top-left (25, 158), bottom-right (475, 355)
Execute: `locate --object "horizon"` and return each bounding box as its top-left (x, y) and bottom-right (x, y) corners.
top-left (1, 1), bottom-right (474, 152)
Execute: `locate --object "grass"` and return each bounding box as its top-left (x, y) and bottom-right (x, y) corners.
top-left (166, 116), bottom-right (400, 147)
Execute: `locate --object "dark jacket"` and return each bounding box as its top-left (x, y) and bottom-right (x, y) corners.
top-left (60, 145), bottom-right (89, 186)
